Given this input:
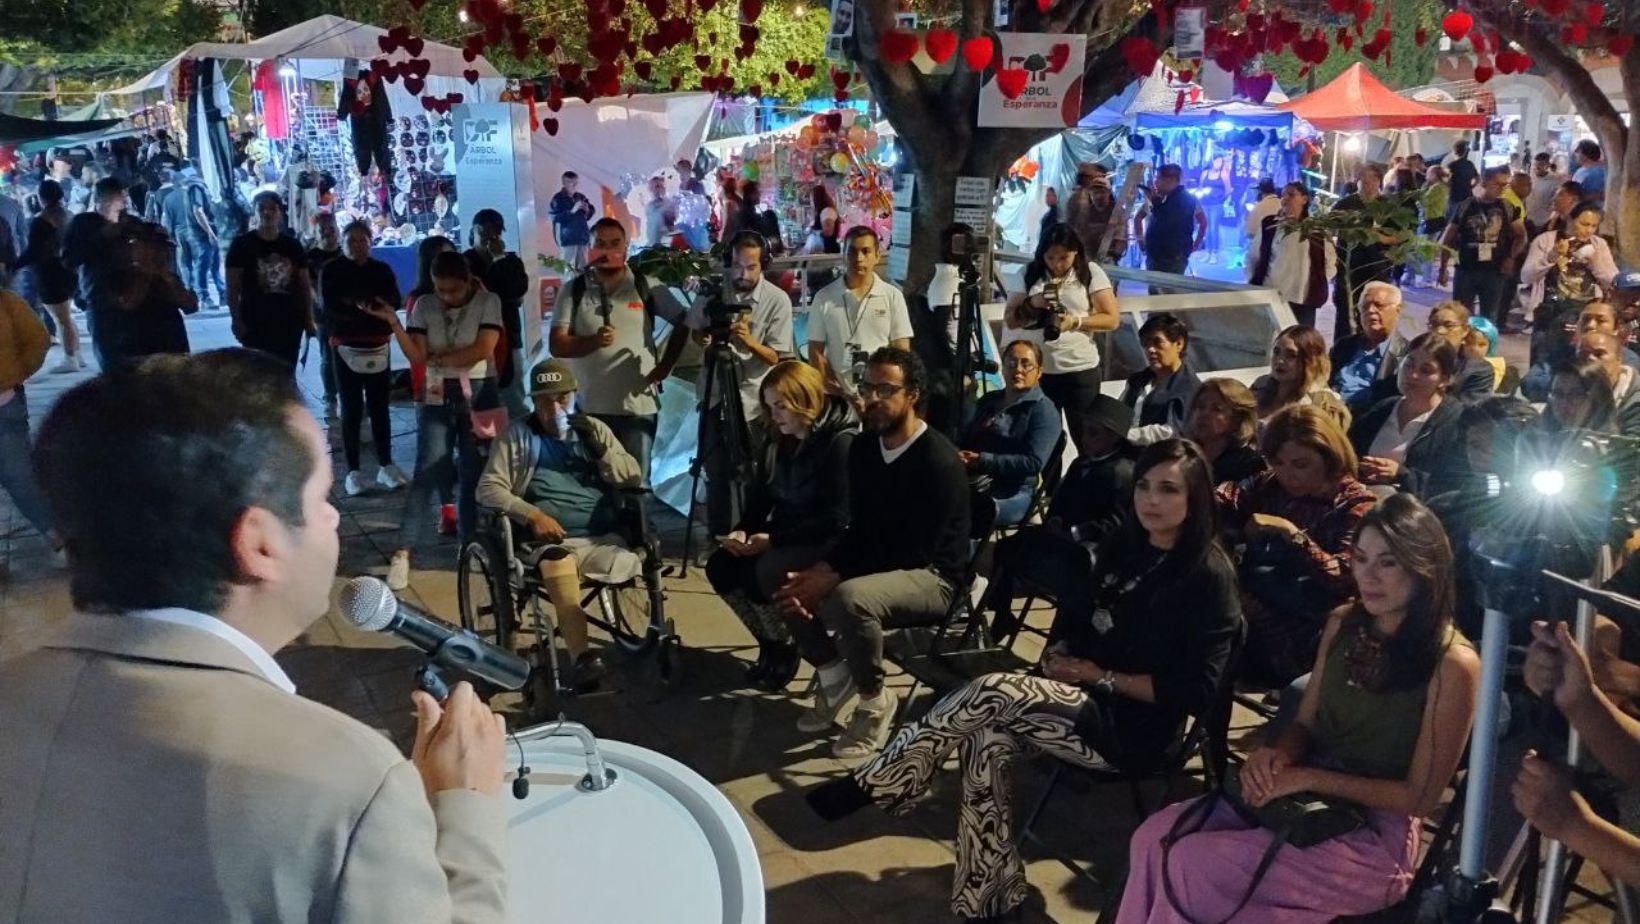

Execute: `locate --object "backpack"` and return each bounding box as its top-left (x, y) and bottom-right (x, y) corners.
top-left (568, 270), bottom-right (654, 328)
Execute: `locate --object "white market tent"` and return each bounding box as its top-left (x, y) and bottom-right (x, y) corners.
top-left (106, 15), bottom-right (504, 101)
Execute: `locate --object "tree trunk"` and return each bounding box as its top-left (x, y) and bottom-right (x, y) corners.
top-left (852, 0), bottom-right (1167, 293)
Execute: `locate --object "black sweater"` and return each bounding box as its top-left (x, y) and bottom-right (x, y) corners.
top-left (320, 257), bottom-right (401, 343)
top-left (1051, 543), bottom-right (1241, 772)
top-left (740, 396), bottom-right (859, 547)
top-left (825, 424), bottom-right (971, 582)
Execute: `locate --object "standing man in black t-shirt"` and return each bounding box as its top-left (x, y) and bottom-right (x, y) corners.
top-left (61, 177), bottom-right (132, 369)
top-left (1440, 166), bottom-right (1526, 329)
top-left (226, 191), bottom-right (314, 368)
top-left (1133, 164), bottom-right (1206, 294)
top-left (1330, 163), bottom-right (1406, 341)
top-left (1446, 139), bottom-right (1479, 217)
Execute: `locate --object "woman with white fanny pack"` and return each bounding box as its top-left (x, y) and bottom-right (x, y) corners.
top-left (323, 220), bottom-right (410, 498)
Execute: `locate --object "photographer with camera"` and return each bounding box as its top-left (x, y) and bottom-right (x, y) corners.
top-left (807, 226), bottom-right (913, 405)
top-left (1004, 224), bottom-right (1120, 456)
top-left (686, 230), bottom-right (795, 536)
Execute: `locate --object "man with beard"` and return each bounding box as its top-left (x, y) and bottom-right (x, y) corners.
top-left (1065, 172), bottom-right (1128, 264)
top-left (775, 347), bottom-right (970, 760)
top-left (686, 230), bottom-right (793, 536)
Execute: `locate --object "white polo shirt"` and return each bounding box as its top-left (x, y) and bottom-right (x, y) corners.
top-left (806, 273), bottom-right (914, 375)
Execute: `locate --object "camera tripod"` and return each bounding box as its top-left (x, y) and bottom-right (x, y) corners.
top-left (679, 335), bottom-right (755, 578)
top-left (946, 258), bottom-right (999, 435)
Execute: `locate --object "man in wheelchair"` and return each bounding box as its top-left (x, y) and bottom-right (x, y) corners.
top-left (475, 358), bottom-right (644, 689)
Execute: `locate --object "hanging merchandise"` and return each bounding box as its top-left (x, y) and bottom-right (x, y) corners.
top-left (254, 60), bottom-right (291, 140)
top-left (337, 67), bottom-right (395, 181)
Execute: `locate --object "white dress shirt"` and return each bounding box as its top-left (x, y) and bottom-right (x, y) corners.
top-left (125, 608), bottom-right (297, 694)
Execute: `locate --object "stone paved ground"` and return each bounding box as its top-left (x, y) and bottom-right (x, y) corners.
top-left (0, 295), bottom-right (1614, 923)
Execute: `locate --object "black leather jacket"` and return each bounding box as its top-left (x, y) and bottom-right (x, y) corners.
top-left (740, 395), bottom-right (859, 547)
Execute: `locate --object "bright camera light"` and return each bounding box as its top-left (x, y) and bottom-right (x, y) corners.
top-left (458, 8), bottom-right (470, 21)
top-left (1530, 468), bottom-right (1567, 497)
top-left (278, 62), bottom-right (298, 79)
top-left (1213, 118), bottom-right (1234, 131)
top-left (1342, 135), bottom-right (1364, 153)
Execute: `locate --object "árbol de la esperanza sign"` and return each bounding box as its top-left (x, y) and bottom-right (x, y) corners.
top-left (977, 33), bottom-right (1087, 129)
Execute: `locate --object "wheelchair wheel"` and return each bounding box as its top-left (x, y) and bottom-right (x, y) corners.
top-left (596, 583), bottom-right (656, 656)
top-left (458, 539), bottom-right (515, 652)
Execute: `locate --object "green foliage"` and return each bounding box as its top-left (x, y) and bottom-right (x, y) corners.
top-left (647, 3), bottom-right (831, 102)
top-left (0, 0), bottom-right (222, 79)
top-left (1266, 0), bottom-right (1442, 93)
top-left (1292, 187), bottom-right (1442, 316)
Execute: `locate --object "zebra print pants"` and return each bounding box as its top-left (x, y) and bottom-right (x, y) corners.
top-left (852, 672), bottom-right (1110, 918)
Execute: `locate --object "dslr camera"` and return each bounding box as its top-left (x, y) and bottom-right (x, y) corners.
top-left (1020, 282), bottom-right (1068, 341)
top-left (697, 273), bottom-right (749, 343)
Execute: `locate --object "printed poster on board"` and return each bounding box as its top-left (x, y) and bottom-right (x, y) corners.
top-left (976, 33), bottom-right (1087, 129)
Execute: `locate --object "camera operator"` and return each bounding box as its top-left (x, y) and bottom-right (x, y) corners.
top-left (1516, 617), bottom-right (1640, 887)
top-left (1003, 224), bottom-right (1120, 455)
top-left (2, 350), bottom-right (508, 922)
top-left (549, 217), bottom-right (689, 481)
top-left (775, 347), bottom-right (969, 760)
top-left (806, 226), bottom-right (913, 404)
top-left (687, 230), bottom-right (795, 536)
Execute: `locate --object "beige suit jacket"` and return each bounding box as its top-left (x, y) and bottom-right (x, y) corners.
top-left (0, 613), bottom-right (508, 923)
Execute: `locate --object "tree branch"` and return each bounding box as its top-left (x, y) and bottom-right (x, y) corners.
top-left (1472, 5), bottom-right (1625, 147)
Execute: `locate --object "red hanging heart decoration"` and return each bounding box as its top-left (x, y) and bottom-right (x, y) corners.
top-left (464, 68), bottom-right (480, 84)
top-left (547, 95), bottom-right (564, 112)
top-left (1337, 28), bottom-right (1354, 51)
top-left (420, 95), bottom-right (438, 111)
top-left (1174, 89), bottom-right (1187, 113)
top-left (962, 36), bottom-right (994, 71)
top-left (462, 47), bottom-right (478, 63)
top-left (925, 26), bottom-right (957, 64)
top-left (558, 62), bottom-right (583, 82)
top-left (785, 58), bottom-right (801, 76)
top-left (542, 117), bottom-right (560, 135)
top-left (1036, 0), bottom-right (1051, 12)
top-left (446, 92), bottom-right (465, 105)
top-left (378, 35), bottom-right (397, 54)
top-left (1355, 0), bottom-right (1374, 23)
top-left (1473, 60), bottom-right (1494, 83)
top-left (635, 60), bottom-right (653, 81)
top-left (797, 62), bottom-right (816, 79)
top-left (748, 83), bottom-right (761, 97)
top-left (1609, 33), bottom-right (1636, 56)
top-left (830, 67), bottom-right (851, 91)
top-left (409, 59), bottom-right (431, 79)
top-left (405, 37), bottom-right (426, 57)
top-left (741, 0), bottom-right (763, 20)
top-left (768, 71), bottom-right (780, 86)
top-left (1119, 36), bottom-right (1160, 76)
top-left (405, 75), bottom-right (425, 95)
top-left (670, 75), bottom-right (682, 90)
top-left (1583, 1), bottom-right (1605, 26)
top-left (1441, 10), bottom-right (1473, 41)
top-left (538, 36), bottom-right (557, 57)
top-left (1414, 26), bottom-right (1429, 46)
top-left (881, 29), bottom-right (919, 65)
top-left (1176, 67), bottom-right (1195, 82)
top-left (369, 58), bottom-right (390, 77)
top-left (1565, 22), bottom-right (1588, 43)
top-left (996, 68), bottom-right (1028, 99)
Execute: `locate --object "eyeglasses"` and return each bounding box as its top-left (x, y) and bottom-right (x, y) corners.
top-left (857, 383), bottom-right (906, 399)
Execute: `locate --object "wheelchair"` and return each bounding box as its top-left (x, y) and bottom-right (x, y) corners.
top-left (456, 488), bottom-right (679, 719)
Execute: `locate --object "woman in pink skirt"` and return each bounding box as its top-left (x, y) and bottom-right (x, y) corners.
top-left (1118, 492), bottom-right (1479, 923)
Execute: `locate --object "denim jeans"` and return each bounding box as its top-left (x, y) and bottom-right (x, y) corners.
top-left (0, 389), bottom-right (54, 539)
top-left (1454, 267), bottom-right (1508, 328)
top-left (399, 395), bottom-right (485, 548)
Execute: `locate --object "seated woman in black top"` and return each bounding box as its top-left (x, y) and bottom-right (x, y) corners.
top-left (806, 439), bottom-right (1241, 924)
top-left (1120, 312), bottom-right (1199, 445)
top-left (1349, 333), bottom-right (1467, 499)
top-left (959, 339), bottom-right (1062, 527)
top-left (707, 360), bottom-right (858, 690)
top-left (1185, 377), bottom-right (1266, 486)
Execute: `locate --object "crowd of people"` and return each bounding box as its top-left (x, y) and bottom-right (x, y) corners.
top-left (5, 125), bottom-right (1640, 924)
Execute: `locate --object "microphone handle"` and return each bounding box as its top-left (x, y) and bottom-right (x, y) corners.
top-left (390, 609), bottom-right (463, 655)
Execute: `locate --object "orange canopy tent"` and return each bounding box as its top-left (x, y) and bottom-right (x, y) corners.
top-left (1277, 62), bottom-right (1486, 132)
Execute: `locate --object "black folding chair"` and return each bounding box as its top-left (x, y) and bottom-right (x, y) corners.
top-left (1016, 618), bottom-right (1247, 883)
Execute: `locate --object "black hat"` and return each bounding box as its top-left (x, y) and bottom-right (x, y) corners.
top-left (1074, 394), bottom-right (1133, 438)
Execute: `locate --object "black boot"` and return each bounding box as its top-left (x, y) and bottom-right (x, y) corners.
top-left (751, 642), bottom-right (801, 692)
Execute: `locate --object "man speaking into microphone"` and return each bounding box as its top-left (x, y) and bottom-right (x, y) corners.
top-left (0, 349), bottom-right (509, 923)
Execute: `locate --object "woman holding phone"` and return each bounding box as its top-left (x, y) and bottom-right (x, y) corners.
top-left (322, 219), bottom-right (408, 497)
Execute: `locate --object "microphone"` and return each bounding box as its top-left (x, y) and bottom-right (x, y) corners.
top-left (339, 576), bottom-right (531, 693)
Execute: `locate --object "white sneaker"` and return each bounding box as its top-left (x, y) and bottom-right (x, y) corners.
top-left (376, 464), bottom-right (410, 490)
top-left (797, 674), bottom-right (858, 734)
top-left (344, 471), bottom-right (368, 497)
top-left (832, 688), bottom-right (898, 760)
top-left (386, 551), bottom-right (411, 591)
top-left (49, 356), bottom-right (80, 374)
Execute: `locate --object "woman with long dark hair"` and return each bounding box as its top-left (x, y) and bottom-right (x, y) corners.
top-left (1118, 493), bottom-right (1478, 923)
top-left (807, 439), bottom-right (1241, 924)
top-left (1253, 325), bottom-right (1350, 431)
top-left (1004, 223), bottom-right (1121, 452)
top-left (1520, 201), bottom-right (1619, 331)
top-left (323, 220), bottom-right (408, 497)
top-left (1246, 183), bottom-right (1336, 329)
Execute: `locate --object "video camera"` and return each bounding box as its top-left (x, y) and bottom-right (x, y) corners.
top-left (694, 273), bottom-right (749, 342)
top-left (947, 229), bottom-right (986, 288)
